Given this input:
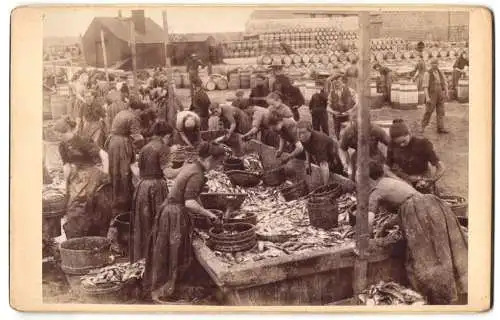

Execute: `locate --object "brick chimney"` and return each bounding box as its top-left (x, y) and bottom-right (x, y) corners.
top-left (131, 10), bottom-right (146, 34)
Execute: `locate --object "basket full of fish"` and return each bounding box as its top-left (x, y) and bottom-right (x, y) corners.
top-left (207, 222), bottom-right (257, 253)
top-left (80, 260), bottom-right (145, 300)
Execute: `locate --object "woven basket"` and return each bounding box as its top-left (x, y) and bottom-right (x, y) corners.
top-left (199, 193), bottom-right (247, 211)
top-left (279, 180), bottom-right (309, 201)
top-left (262, 166), bottom-right (286, 186)
top-left (226, 170), bottom-right (262, 188)
top-left (208, 222), bottom-right (256, 242)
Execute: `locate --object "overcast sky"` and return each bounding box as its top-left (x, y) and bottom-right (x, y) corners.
top-left (43, 7), bottom-right (254, 38)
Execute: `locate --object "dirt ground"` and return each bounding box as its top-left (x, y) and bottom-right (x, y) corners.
top-left (42, 88), bottom-right (469, 304)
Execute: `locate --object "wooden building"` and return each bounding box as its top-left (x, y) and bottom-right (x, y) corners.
top-left (82, 10), bottom-right (166, 70)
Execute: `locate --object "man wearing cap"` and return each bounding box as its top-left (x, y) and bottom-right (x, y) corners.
top-left (387, 119), bottom-right (446, 193)
top-left (373, 63), bottom-right (393, 105)
top-left (231, 90), bottom-right (250, 111)
top-left (186, 53), bottom-right (206, 97)
top-left (190, 78), bottom-right (211, 131)
top-left (249, 74), bottom-right (270, 108)
top-left (309, 86), bottom-right (329, 135)
top-left (327, 74), bottom-right (358, 140)
top-left (422, 58), bottom-right (449, 134)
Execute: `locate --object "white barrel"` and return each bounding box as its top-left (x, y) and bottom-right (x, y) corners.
top-left (203, 78), bottom-right (217, 91)
top-left (457, 78), bottom-right (469, 103)
top-left (390, 83), bottom-right (400, 107)
top-left (398, 81), bottom-right (418, 109)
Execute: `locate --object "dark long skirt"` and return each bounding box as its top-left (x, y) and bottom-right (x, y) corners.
top-left (399, 194), bottom-right (468, 305)
top-left (64, 167), bottom-right (112, 239)
top-left (107, 135), bottom-right (135, 214)
top-left (143, 201), bottom-right (193, 300)
top-left (130, 178), bottom-right (169, 262)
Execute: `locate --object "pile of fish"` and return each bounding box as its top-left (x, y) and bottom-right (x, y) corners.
top-left (200, 155), bottom-right (406, 266)
top-left (42, 168), bottom-right (66, 197)
top-left (80, 260), bottom-right (145, 288)
top-left (358, 281), bottom-right (426, 305)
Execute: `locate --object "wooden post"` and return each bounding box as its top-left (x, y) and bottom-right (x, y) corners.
top-left (353, 11), bottom-right (371, 300)
top-left (129, 19), bottom-right (138, 93)
top-left (162, 10), bottom-right (178, 127)
top-left (100, 29), bottom-right (109, 83)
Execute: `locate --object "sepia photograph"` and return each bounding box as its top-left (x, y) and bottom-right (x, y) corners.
top-left (9, 4), bottom-right (492, 312)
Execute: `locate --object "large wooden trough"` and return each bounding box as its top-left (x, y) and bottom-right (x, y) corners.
top-left (192, 136), bottom-right (407, 305)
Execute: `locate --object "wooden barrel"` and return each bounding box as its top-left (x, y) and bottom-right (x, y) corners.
top-left (394, 51), bottom-right (403, 61)
top-left (272, 55), bottom-right (282, 64)
top-left (403, 51), bottom-right (411, 60)
top-left (375, 52), bottom-right (384, 62)
top-left (390, 83), bottom-right (400, 108)
top-left (422, 50), bottom-right (430, 60)
top-left (449, 49), bottom-right (456, 58)
top-left (215, 76), bottom-right (228, 90)
top-left (302, 54), bottom-right (311, 64)
top-left (320, 54), bottom-right (330, 64)
top-left (283, 55), bottom-right (293, 66)
top-left (173, 72), bottom-right (183, 88)
top-left (311, 54), bottom-right (321, 64)
top-left (431, 50), bottom-right (439, 58)
top-left (292, 54), bottom-right (302, 65)
top-left (348, 53), bottom-right (358, 62)
top-left (261, 54), bottom-right (273, 65)
top-left (440, 49), bottom-right (448, 58)
top-left (182, 73), bottom-right (190, 88)
top-left (330, 54), bottom-right (339, 63)
top-left (457, 78), bottom-right (469, 103)
top-left (239, 71), bottom-right (251, 89)
top-left (203, 78), bottom-right (217, 91)
top-left (398, 81), bottom-right (419, 110)
top-left (228, 72), bottom-right (241, 90)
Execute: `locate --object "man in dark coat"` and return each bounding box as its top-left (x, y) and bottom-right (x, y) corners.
top-left (190, 78), bottom-right (211, 131)
top-left (249, 74), bottom-right (270, 108)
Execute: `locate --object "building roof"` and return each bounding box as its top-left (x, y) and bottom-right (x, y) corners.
top-left (94, 17), bottom-right (165, 44)
top-left (168, 32), bottom-right (244, 43)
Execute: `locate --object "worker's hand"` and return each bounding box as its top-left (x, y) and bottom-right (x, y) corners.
top-left (276, 150), bottom-right (283, 158)
top-left (242, 134), bottom-right (252, 142)
top-left (280, 155), bottom-right (292, 165)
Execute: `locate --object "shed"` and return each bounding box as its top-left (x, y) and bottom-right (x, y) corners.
top-left (82, 10), bottom-right (166, 70)
top-left (167, 33), bottom-right (224, 66)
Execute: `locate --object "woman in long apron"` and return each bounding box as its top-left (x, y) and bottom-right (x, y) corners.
top-left (130, 121), bottom-right (172, 263)
top-left (367, 161), bottom-right (467, 305)
top-left (105, 101), bottom-right (145, 215)
top-left (53, 116), bottom-right (110, 239)
top-left (71, 73), bottom-right (89, 132)
top-left (144, 142), bottom-right (225, 302)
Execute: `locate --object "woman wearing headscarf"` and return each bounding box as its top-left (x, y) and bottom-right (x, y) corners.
top-left (386, 119), bottom-right (445, 194)
top-left (53, 116), bottom-right (110, 239)
top-left (105, 100), bottom-right (145, 215)
top-left (105, 89), bottom-right (127, 131)
top-left (367, 160), bottom-right (467, 305)
top-left (174, 110), bottom-right (202, 148)
top-left (80, 91), bottom-right (107, 149)
top-left (265, 92), bottom-right (294, 120)
top-left (129, 121), bottom-right (173, 263)
top-left (145, 142), bottom-right (225, 302)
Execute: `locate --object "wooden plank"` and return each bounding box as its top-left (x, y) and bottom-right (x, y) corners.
top-left (100, 29), bottom-right (109, 82)
top-left (353, 11), bottom-right (371, 295)
top-left (129, 19), bottom-right (137, 92)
